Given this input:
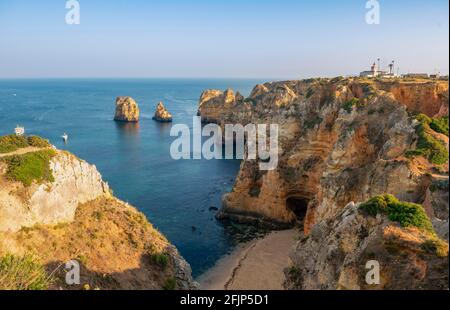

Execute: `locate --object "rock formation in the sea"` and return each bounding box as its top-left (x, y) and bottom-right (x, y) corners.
top-left (198, 77), bottom-right (449, 289)
top-left (152, 102), bottom-right (173, 122)
top-left (0, 138), bottom-right (197, 290)
top-left (114, 96), bottom-right (140, 122)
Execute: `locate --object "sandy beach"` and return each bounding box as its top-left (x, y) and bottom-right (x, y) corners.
top-left (197, 229), bottom-right (299, 290)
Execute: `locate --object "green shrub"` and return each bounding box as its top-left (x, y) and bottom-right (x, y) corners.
top-left (0, 135), bottom-right (29, 153)
top-left (163, 277), bottom-right (176, 290)
top-left (359, 194), bottom-right (434, 233)
top-left (27, 136), bottom-right (51, 148)
top-left (151, 253), bottom-right (169, 269)
top-left (1, 150), bottom-right (56, 186)
top-left (342, 98), bottom-right (361, 113)
top-left (0, 254), bottom-right (49, 290)
top-left (406, 114), bottom-right (448, 165)
top-left (430, 116), bottom-right (449, 137)
top-left (415, 113), bottom-right (432, 124)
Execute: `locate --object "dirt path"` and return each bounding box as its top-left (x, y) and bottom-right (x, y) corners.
top-left (198, 229), bottom-right (298, 290)
top-left (0, 147), bottom-right (47, 158)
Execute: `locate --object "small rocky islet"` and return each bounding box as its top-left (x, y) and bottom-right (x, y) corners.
top-left (114, 96), bottom-right (140, 122)
top-left (113, 97), bottom-right (172, 123)
top-left (152, 102), bottom-right (173, 122)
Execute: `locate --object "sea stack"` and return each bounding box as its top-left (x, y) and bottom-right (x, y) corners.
top-left (152, 102), bottom-right (173, 122)
top-left (114, 96), bottom-right (140, 122)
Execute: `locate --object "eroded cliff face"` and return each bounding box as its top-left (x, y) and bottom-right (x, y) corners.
top-left (198, 78), bottom-right (449, 234)
top-left (284, 202), bottom-right (448, 290)
top-left (374, 80), bottom-right (449, 117)
top-left (0, 150), bottom-right (109, 232)
top-left (0, 145), bottom-right (197, 290)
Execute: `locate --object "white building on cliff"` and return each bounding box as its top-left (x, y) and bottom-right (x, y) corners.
top-left (360, 60), bottom-right (398, 78)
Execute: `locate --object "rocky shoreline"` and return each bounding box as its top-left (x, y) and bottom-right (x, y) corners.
top-left (198, 77), bottom-right (449, 289)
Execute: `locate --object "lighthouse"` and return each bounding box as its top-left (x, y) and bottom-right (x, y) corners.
top-left (371, 62), bottom-right (378, 76)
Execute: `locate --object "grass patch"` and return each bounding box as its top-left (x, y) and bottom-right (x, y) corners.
top-left (1, 149), bottom-right (56, 186)
top-left (0, 135), bottom-right (29, 153)
top-left (406, 114), bottom-right (448, 165)
top-left (0, 134), bottom-right (51, 154)
top-left (27, 136), bottom-right (51, 148)
top-left (359, 194), bottom-right (434, 233)
top-left (163, 277), bottom-right (176, 290)
top-left (0, 254), bottom-right (50, 290)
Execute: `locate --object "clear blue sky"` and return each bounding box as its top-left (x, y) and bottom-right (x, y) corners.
top-left (0, 0), bottom-right (448, 78)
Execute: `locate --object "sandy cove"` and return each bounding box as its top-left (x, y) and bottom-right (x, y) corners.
top-left (198, 229), bottom-right (299, 290)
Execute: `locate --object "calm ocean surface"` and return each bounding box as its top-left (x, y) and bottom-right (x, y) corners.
top-left (0, 78), bottom-right (266, 277)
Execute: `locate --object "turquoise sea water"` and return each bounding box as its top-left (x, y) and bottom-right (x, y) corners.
top-left (0, 78), bottom-right (265, 277)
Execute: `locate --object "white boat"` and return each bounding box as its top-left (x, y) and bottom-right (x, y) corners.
top-left (15, 125), bottom-right (25, 136)
top-left (62, 133), bottom-right (68, 142)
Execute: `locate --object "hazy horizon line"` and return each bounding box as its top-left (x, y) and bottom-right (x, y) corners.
top-left (1, 72), bottom-right (447, 81)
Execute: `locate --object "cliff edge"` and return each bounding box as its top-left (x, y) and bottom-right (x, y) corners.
top-left (0, 136), bottom-right (197, 290)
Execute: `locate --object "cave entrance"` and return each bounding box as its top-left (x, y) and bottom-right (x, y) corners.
top-left (286, 197), bottom-right (309, 222)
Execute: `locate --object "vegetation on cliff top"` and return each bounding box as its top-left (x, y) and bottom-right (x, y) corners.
top-left (0, 254), bottom-right (50, 290)
top-left (1, 149), bottom-right (56, 186)
top-left (359, 194), bottom-right (434, 233)
top-left (406, 114), bottom-right (449, 165)
top-left (0, 135), bottom-right (51, 153)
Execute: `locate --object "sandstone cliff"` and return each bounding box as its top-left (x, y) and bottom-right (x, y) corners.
top-left (0, 150), bottom-right (109, 232)
top-left (114, 97), bottom-right (140, 122)
top-left (198, 78), bottom-right (448, 234)
top-left (284, 200), bottom-right (448, 290)
top-left (0, 141), bottom-right (196, 290)
top-left (198, 77), bottom-right (449, 290)
top-left (153, 102), bottom-right (173, 122)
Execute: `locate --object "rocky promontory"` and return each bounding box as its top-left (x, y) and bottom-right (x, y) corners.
top-left (0, 136), bottom-right (197, 290)
top-left (152, 102), bottom-right (173, 122)
top-left (198, 77), bottom-right (449, 289)
top-left (114, 97), bottom-right (140, 122)
top-left (198, 78), bottom-right (449, 233)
